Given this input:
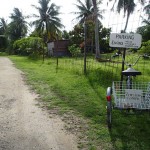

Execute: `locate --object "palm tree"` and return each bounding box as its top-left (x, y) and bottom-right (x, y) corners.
top-left (137, 19), bottom-right (150, 41)
top-left (0, 18), bottom-right (7, 35)
top-left (73, 0), bottom-right (103, 58)
top-left (73, 0), bottom-right (93, 73)
top-left (120, 0), bottom-right (136, 32)
top-left (73, 0), bottom-right (94, 23)
top-left (92, 0), bottom-right (101, 58)
top-left (8, 8), bottom-right (28, 41)
top-left (31, 0), bottom-right (64, 41)
top-left (143, 2), bottom-right (150, 20)
top-left (0, 18), bottom-right (8, 49)
top-left (109, 0), bottom-right (145, 32)
top-left (136, 1), bottom-right (150, 41)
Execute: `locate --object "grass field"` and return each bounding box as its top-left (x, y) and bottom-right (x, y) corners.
top-left (8, 54), bottom-right (150, 150)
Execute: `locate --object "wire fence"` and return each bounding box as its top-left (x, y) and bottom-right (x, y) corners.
top-left (47, 54), bottom-right (149, 84)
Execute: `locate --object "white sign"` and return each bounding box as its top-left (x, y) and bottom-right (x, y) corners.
top-left (109, 33), bottom-right (142, 49)
top-left (125, 89), bottom-right (142, 105)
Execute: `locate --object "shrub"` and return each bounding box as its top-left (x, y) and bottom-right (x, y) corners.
top-left (68, 44), bottom-right (81, 57)
top-left (139, 40), bottom-right (150, 55)
top-left (13, 37), bottom-right (45, 58)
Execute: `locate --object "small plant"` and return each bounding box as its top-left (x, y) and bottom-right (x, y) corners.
top-left (68, 44), bottom-right (81, 57)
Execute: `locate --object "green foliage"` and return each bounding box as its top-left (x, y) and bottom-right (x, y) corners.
top-left (0, 37), bottom-right (7, 51)
top-left (62, 30), bottom-right (69, 40)
top-left (13, 37), bottom-right (45, 58)
top-left (99, 26), bottom-right (111, 52)
top-left (73, 0), bottom-right (94, 24)
top-left (139, 40), bottom-right (150, 55)
top-left (31, 0), bottom-right (63, 41)
top-left (0, 18), bottom-right (8, 50)
top-left (68, 44), bottom-right (81, 57)
top-left (69, 24), bottom-right (84, 46)
top-left (137, 24), bottom-right (150, 42)
top-left (8, 8), bottom-right (28, 42)
top-left (0, 52), bottom-right (7, 56)
top-left (69, 23), bottom-right (111, 53)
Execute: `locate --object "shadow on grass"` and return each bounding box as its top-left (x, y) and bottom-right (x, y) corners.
top-left (109, 110), bottom-right (150, 150)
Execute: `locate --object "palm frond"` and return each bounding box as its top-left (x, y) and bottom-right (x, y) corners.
top-left (31, 4), bottom-right (41, 11)
top-left (31, 0), bottom-right (63, 40)
top-left (142, 19), bottom-right (150, 25)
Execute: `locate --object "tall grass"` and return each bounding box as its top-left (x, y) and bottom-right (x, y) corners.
top-left (9, 55), bottom-right (150, 150)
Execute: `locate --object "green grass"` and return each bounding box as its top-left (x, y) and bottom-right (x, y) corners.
top-left (0, 52), bottom-right (7, 56)
top-left (8, 55), bottom-right (150, 150)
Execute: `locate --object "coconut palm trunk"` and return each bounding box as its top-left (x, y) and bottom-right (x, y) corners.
top-left (84, 21), bottom-right (87, 74)
top-left (95, 12), bottom-right (100, 58)
top-left (123, 8), bottom-right (131, 32)
top-left (92, 0), bottom-right (100, 58)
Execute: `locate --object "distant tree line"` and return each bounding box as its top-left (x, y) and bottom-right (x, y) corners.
top-left (0, 0), bottom-right (149, 58)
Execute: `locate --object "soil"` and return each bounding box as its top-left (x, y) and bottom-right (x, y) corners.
top-left (0, 57), bottom-right (79, 150)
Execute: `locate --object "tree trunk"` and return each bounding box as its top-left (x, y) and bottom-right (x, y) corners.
top-left (124, 11), bottom-right (130, 32)
top-left (95, 14), bottom-right (100, 58)
top-left (121, 48), bottom-right (126, 82)
top-left (92, 0), bottom-right (100, 58)
top-left (121, 11), bottom-right (130, 81)
top-left (84, 22), bottom-right (87, 75)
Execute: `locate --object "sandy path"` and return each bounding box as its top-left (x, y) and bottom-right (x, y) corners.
top-left (0, 57), bottom-right (78, 150)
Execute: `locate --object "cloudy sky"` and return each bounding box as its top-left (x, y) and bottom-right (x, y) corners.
top-left (0, 0), bottom-right (146, 32)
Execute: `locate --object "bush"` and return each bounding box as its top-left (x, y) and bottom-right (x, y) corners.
top-left (139, 40), bottom-right (150, 55)
top-left (13, 37), bottom-right (45, 58)
top-left (68, 44), bottom-right (81, 57)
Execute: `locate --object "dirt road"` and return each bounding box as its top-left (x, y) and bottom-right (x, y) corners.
top-left (0, 57), bottom-right (78, 150)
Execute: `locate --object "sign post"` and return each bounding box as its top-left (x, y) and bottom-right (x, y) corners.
top-left (109, 33), bottom-right (142, 81)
